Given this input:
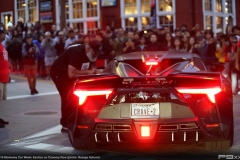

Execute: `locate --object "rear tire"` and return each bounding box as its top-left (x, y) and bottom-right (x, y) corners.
top-left (205, 120), bottom-right (234, 149)
top-left (68, 131), bottom-right (98, 150)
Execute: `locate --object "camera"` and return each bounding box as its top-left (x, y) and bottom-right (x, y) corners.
top-left (32, 46), bottom-right (36, 52)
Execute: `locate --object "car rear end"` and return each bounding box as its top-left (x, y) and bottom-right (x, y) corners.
top-left (67, 72), bottom-right (233, 149)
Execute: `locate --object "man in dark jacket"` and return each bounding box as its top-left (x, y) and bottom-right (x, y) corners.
top-left (50, 40), bottom-right (104, 132)
top-left (146, 34), bottom-right (167, 51)
top-left (195, 35), bottom-right (217, 70)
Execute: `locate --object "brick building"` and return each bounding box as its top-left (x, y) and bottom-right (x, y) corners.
top-left (0, 0), bottom-right (239, 35)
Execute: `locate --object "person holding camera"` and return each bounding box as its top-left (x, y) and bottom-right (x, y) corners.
top-left (22, 34), bottom-right (39, 95)
top-left (41, 31), bottom-right (56, 80)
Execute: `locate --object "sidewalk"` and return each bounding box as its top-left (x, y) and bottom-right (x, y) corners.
top-left (0, 73), bottom-right (61, 147)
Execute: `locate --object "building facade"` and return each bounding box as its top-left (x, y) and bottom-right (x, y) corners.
top-left (0, 0), bottom-right (239, 35)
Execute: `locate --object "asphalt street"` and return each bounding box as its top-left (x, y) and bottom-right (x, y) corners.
top-left (0, 74), bottom-right (240, 160)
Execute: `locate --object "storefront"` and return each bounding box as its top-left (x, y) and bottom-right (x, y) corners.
top-left (0, 0), bottom-right (239, 35)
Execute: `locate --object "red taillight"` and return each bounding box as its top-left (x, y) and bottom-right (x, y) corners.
top-left (74, 89), bottom-right (113, 105)
top-left (77, 125), bottom-right (89, 129)
top-left (176, 87), bottom-right (221, 103)
top-left (145, 61), bottom-right (158, 66)
top-left (205, 123), bottom-right (219, 128)
top-left (141, 126), bottom-right (150, 137)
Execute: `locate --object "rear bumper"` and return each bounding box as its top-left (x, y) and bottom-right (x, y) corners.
top-left (70, 118), bottom-right (228, 144)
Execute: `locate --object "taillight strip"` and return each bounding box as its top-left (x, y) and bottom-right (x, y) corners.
top-left (176, 87), bottom-right (221, 103)
top-left (74, 89), bottom-right (113, 105)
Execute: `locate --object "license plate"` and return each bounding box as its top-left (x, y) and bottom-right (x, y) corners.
top-left (131, 103), bottom-right (159, 118)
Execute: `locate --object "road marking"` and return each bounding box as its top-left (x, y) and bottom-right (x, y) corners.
top-left (10, 74), bottom-right (54, 84)
top-left (7, 91), bottom-right (59, 100)
top-left (8, 125), bottom-right (96, 155)
top-left (24, 125), bottom-right (61, 140)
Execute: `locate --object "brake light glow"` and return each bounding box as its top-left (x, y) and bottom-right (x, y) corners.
top-left (176, 87), bottom-right (221, 103)
top-left (74, 89), bottom-right (113, 105)
top-left (77, 125), bottom-right (89, 129)
top-left (145, 62), bottom-right (158, 66)
top-left (141, 126), bottom-right (150, 137)
top-left (205, 123), bottom-right (219, 128)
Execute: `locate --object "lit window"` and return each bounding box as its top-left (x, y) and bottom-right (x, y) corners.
top-left (141, 0), bottom-right (150, 13)
top-left (159, 15), bottom-right (173, 32)
top-left (73, 0), bottom-right (83, 18)
top-left (125, 0), bottom-right (137, 15)
top-left (225, 0), bottom-right (232, 13)
top-left (87, 21), bottom-right (98, 34)
top-left (205, 15), bottom-right (213, 30)
top-left (28, 0), bottom-right (37, 22)
top-left (125, 17), bottom-right (138, 31)
top-left (215, 0), bottom-right (222, 12)
top-left (142, 17), bottom-right (150, 29)
top-left (66, 0), bottom-right (69, 19)
top-left (204, 0), bottom-right (212, 11)
top-left (17, 0), bottom-right (26, 22)
top-left (86, 0), bottom-right (98, 17)
top-left (158, 0), bottom-right (173, 11)
top-left (73, 22), bottom-right (84, 33)
top-left (216, 16), bottom-right (223, 32)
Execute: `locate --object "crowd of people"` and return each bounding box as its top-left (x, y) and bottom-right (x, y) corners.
top-left (1, 21), bottom-right (240, 95)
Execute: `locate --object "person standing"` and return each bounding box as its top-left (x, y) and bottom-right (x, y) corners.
top-left (33, 34), bottom-right (46, 79)
top-left (54, 31), bottom-right (65, 57)
top-left (22, 34), bottom-right (39, 95)
top-left (64, 29), bottom-right (77, 49)
top-left (50, 40), bottom-right (104, 132)
top-left (41, 31), bottom-right (56, 79)
top-left (0, 27), bottom-right (10, 128)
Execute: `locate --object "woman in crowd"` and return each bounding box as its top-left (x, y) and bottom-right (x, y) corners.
top-left (163, 32), bottom-right (174, 51)
top-left (169, 36), bottom-right (185, 52)
top-left (135, 36), bottom-right (147, 52)
top-left (187, 37), bottom-right (197, 53)
top-left (182, 35), bottom-right (189, 52)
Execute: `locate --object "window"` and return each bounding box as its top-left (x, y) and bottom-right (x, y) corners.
top-left (121, 0), bottom-right (175, 32)
top-left (204, 0), bottom-right (212, 11)
top-left (87, 21), bottom-right (98, 34)
top-left (125, 0), bottom-right (137, 15)
top-left (57, 0), bottom-right (100, 34)
top-left (73, 22), bottom-right (84, 33)
top-left (203, 0), bottom-right (235, 35)
top-left (16, 0), bottom-right (38, 24)
top-left (65, 0), bottom-right (69, 19)
top-left (142, 17), bottom-right (150, 29)
top-left (158, 0), bottom-right (173, 11)
top-left (206, 16), bottom-right (213, 30)
top-left (73, 0), bottom-right (83, 19)
top-left (17, 0), bottom-right (26, 22)
top-left (125, 17), bottom-right (138, 31)
top-left (216, 16), bottom-right (223, 31)
top-left (215, 0), bottom-right (222, 12)
top-left (28, 0), bottom-right (37, 22)
top-left (225, 0), bottom-right (232, 13)
top-left (159, 15), bottom-right (173, 32)
top-left (141, 0), bottom-right (150, 13)
top-left (87, 0), bottom-right (98, 17)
